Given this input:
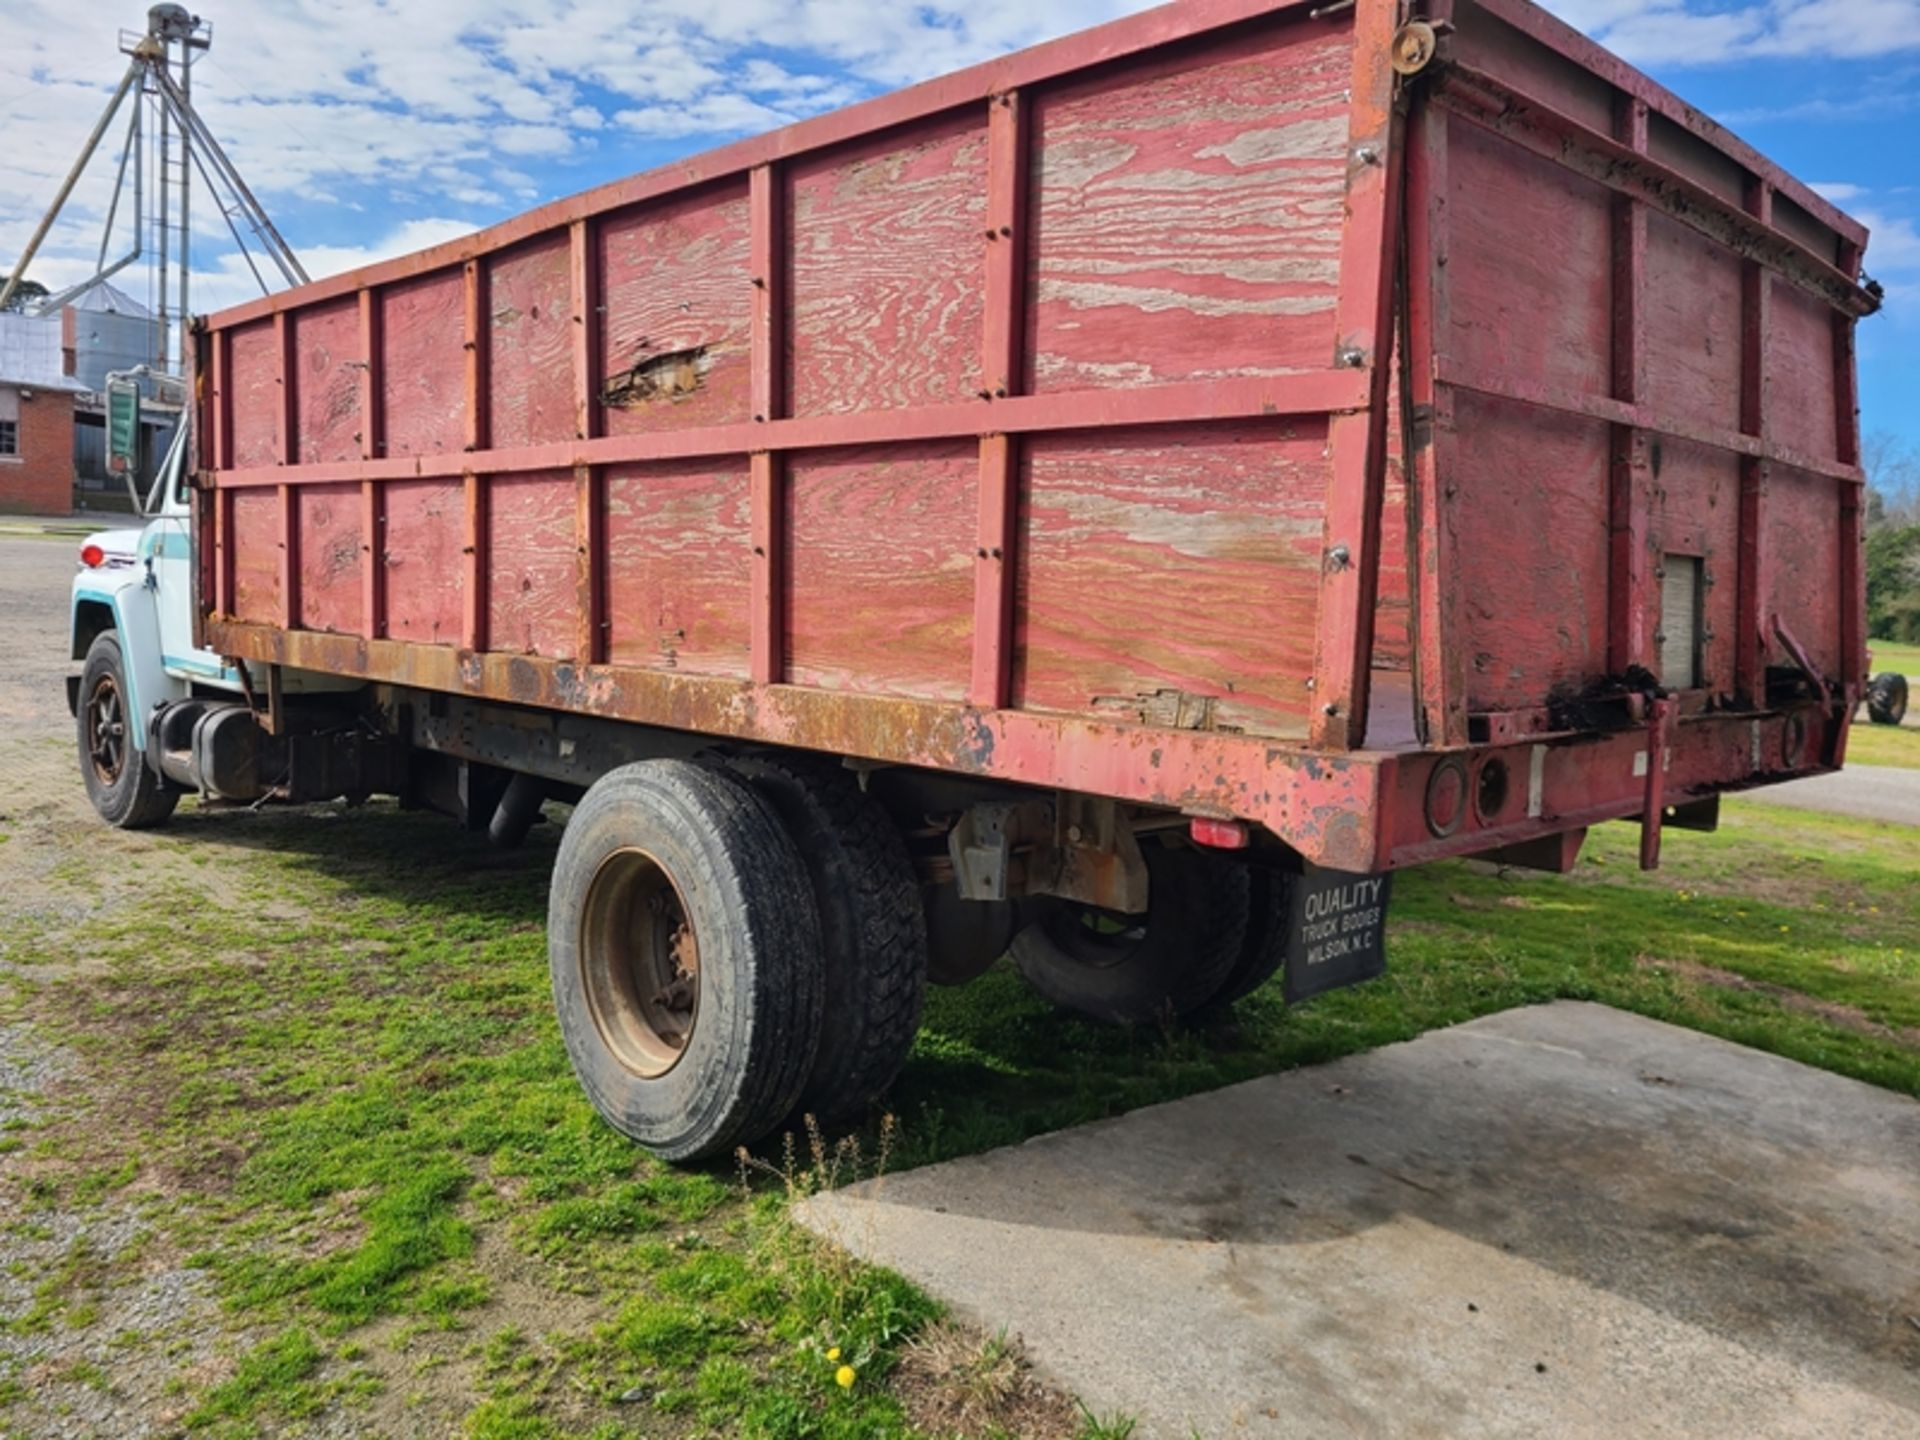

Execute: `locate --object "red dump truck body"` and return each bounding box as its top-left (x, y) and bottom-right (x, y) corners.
top-left (191, 0), bottom-right (1876, 875)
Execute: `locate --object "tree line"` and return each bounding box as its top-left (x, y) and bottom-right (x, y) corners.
top-left (1867, 434), bottom-right (1920, 644)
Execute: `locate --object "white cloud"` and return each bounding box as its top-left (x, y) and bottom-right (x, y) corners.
top-left (1541, 0), bottom-right (1920, 65)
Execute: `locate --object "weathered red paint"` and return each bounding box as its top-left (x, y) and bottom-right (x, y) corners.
top-left (192, 0), bottom-right (1876, 873)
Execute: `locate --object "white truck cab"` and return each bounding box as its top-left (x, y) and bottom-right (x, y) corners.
top-left (68, 423), bottom-right (360, 826)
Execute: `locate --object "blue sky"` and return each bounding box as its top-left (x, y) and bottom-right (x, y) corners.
top-left (1, 0), bottom-right (1914, 466)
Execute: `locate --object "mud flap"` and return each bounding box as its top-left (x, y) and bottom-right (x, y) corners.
top-left (1283, 866), bottom-right (1392, 1004)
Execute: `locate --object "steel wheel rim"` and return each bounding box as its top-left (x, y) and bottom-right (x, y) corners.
top-left (579, 847), bottom-right (700, 1078)
top-left (86, 674), bottom-right (126, 785)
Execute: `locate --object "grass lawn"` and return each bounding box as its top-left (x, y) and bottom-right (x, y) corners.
top-left (3, 797), bottom-right (1917, 1437)
top-left (1848, 717), bottom-right (1920, 770)
top-left (1868, 638), bottom-right (1920, 677)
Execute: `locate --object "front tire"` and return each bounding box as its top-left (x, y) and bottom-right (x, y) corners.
top-left (1012, 844), bottom-right (1249, 1024)
top-left (548, 760), bottom-right (824, 1162)
top-left (77, 631), bottom-right (177, 830)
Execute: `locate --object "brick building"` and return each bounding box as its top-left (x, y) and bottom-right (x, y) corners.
top-left (0, 282), bottom-right (159, 515)
top-left (0, 380), bottom-right (80, 514)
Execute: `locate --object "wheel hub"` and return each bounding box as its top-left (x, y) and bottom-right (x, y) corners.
top-left (579, 848), bottom-right (701, 1078)
top-left (86, 675), bottom-right (126, 785)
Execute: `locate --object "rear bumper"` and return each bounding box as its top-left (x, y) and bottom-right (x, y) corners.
top-left (1374, 702), bottom-right (1841, 871)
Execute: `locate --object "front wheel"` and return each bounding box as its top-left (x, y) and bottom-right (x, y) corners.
top-left (547, 760), bottom-right (824, 1162)
top-left (77, 631), bottom-right (177, 830)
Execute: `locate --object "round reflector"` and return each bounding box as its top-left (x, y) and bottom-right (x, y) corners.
top-left (80, 543), bottom-right (106, 568)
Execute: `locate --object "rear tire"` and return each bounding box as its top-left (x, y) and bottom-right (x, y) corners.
top-left (1867, 672), bottom-right (1909, 726)
top-left (721, 753), bottom-right (928, 1125)
top-left (547, 760), bottom-right (823, 1162)
top-left (1012, 844), bottom-right (1249, 1024)
top-left (77, 631), bottom-right (177, 830)
top-left (1210, 865), bottom-right (1294, 1007)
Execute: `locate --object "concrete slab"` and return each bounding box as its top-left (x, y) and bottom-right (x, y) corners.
top-left (800, 1003), bottom-right (1920, 1439)
top-left (1742, 764), bottom-right (1920, 825)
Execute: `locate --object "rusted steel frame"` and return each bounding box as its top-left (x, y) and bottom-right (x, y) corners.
top-left (273, 313), bottom-right (300, 626)
top-left (205, 618), bottom-right (1392, 872)
top-left (749, 162), bottom-right (787, 686)
top-left (201, 0), bottom-right (1322, 331)
top-left (1309, 0), bottom-right (1403, 751)
top-left (1431, 361), bottom-right (1863, 486)
top-left (462, 259), bottom-right (491, 453)
top-left (971, 88), bottom-right (1030, 709)
top-left (1638, 694), bottom-right (1675, 869)
top-left (1401, 49), bottom-right (1464, 747)
top-left (206, 324), bottom-right (232, 472)
top-left (208, 369), bottom-right (1371, 489)
top-left (575, 463), bottom-right (603, 664)
top-left (272, 310), bottom-right (297, 465)
top-left (462, 472), bottom-right (488, 652)
top-left (213, 485), bottom-right (234, 621)
top-left (462, 260), bottom-right (491, 653)
top-left (749, 453), bottom-right (782, 685)
top-left (1430, 68), bottom-right (1875, 318)
top-left (1470, 0), bottom-right (1865, 250)
top-left (1734, 179), bottom-right (1773, 703)
top-left (568, 218), bottom-right (600, 442)
top-left (1834, 236), bottom-right (1865, 690)
top-left (277, 482), bottom-right (299, 629)
top-left (358, 288), bottom-right (384, 639)
top-left (1607, 95), bottom-right (1650, 678)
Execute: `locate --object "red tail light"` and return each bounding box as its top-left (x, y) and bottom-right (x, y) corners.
top-left (79, 543), bottom-right (106, 568)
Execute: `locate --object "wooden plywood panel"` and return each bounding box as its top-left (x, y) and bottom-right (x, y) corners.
top-left (1445, 118), bottom-right (1612, 401)
top-left (488, 471), bottom-right (577, 657)
top-left (1644, 436), bottom-right (1738, 692)
top-left (380, 271), bottom-right (466, 459)
top-left (230, 488), bottom-right (281, 624)
top-left (383, 479), bottom-right (466, 646)
top-left (296, 483), bottom-right (364, 635)
top-left (1014, 420), bottom-right (1327, 737)
top-left (1766, 281), bottom-right (1839, 462)
top-left (1028, 18), bottom-right (1349, 394)
top-left (1763, 464), bottom-right (1841, 677)
top-left (1447, 390), bottom-right (1611, 713)
top-left (788, 114), bottom-right (987, 416)
top-left (489, 238), bottom-right (574, 448)
top-left (786, 443), bottom-right (975, 701)
top-left (599, 184), bottom-right (753, 437)
top-left (604, 460), bottom-right (752, 679)
top-left (293, 296), bottom-right (363, 464)
top-left (228, 319), bottom-right (280, 470)
top-left (1644, 212), bottom-right (1741, 434)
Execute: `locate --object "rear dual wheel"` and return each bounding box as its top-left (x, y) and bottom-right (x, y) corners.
top-left (548, 761), bottom-right (824, 1162)
top-left (1012, 848), bottom-right (1296, 1023)
top-left (1011, 845), bottom-right (1251, 1024)
top-left (548, 756), bottom-right (929, 1162)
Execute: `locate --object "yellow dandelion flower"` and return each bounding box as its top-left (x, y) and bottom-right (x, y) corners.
top-left (826, 1347), bottom-right (841, 1362)
top-left (836, 1365), bottom-right (857, 1389)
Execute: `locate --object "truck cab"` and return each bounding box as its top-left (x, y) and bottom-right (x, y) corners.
top-left (68, 422), bottom-right (364, 826)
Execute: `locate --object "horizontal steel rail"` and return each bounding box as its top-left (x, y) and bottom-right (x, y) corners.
top-left (1433, 360), bottom-right (1866, 486)
top-left (202, 369), bottom-right (1373, 489)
